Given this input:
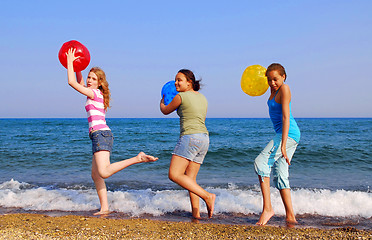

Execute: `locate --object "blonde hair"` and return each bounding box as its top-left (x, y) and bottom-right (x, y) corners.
top-left (90, 67), bottom-right (111, 111)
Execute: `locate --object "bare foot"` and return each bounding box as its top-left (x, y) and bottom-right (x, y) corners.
top-left (286, 217), bottom-right (298, 228)
top-left (256, 209), bottom-right (275, 225)
top-left (137, 152), bottom-right (158, 163)
top-left (192, 208), bottom-right (201, 220)
top-left (93, 210), bottom-right (111, 216)
top-left (192, 215), bottom-right (202, 220)
top-left (191, 218), bottom-right (200, 223)
top-left (205, 193), bottom-right (216, 218)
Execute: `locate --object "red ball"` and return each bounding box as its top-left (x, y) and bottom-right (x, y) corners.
top-left (58, 40), bottom-right (90, 72)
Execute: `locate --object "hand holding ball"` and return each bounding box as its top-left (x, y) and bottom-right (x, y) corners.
top-left (161, 80), bottom-right (178, 105)
top-left (241, 65), bottom-right (269, 96)
top-left (58, 40), bottom-right (90, 72)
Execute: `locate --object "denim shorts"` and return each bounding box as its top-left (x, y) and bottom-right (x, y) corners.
top-left (89, 130), bottom-right (114, 154)
top-left (172, 133), bottom-right (209, 164)
top-left (254, 134), bottom-right (298, 190)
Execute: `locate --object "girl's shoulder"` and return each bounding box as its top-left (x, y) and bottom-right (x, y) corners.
top-left (281, 83), bottom-right (290, 90)
top-left (279, 84), bottom-right (291, 95)
top-left (88, 89), bottom-right (104, 100)
top-left (277, 84), bottom-right (291, 103)
top-left (92, 88), bottom-right (103, 96)
top-left (180, 91), bottom-right (206, 99)
top-left (177, 91), bottom-right (194, 98)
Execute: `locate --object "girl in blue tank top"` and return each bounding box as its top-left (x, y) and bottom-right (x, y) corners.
top-left (254, 63), bottom-right (300, 226)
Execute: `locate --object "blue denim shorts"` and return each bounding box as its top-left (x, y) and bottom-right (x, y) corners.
top-left (89, 130), bottom-right (114, 154)
top-left (254, 134), bottom-right (298, 190)
top-left (172, 133), bottom-right (209, 164)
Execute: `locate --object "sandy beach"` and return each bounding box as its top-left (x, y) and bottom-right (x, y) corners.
top-left (0, 213), bottom-right (371, 239)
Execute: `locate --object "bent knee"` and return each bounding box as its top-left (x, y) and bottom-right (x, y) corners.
top-left (168, 171), bottom-right (178, 183)
top-left (92, 170), bottom-right (110, 180)
top-left (99, 171), bottom-right (110, 179)
top-left (168, 172), bottom-right (175, 182)
top-left (91, 171), bottom-right (101, 181)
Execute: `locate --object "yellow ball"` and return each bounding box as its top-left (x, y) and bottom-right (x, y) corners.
top-left (241, 65), bottom-right (269, 96)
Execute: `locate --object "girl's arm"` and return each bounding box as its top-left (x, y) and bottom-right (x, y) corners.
top-left (66, 48), bottom-right (94, 99)
top-left (279, 84), bottom-right (292, 165)
top-left (160, 94), bottom-right (181, 115)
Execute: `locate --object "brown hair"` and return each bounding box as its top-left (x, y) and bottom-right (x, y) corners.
top-left (178, 69), bottom-right (202, 91)
top-left (90, 67), bottom-right (111, 111)
top-left (266, 63), bottom-right (287, 81)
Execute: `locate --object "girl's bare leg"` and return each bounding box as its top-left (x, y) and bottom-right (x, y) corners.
top-left (92, 151), bottom-right (157, 214)
top-left (94, 151), bottom-right (157, 179)
top-left (169, 155), bottom-right (216, 218)
top-left (256, 175), bottom-right (275, 225)
top-left (185, 161), bottom-right (202, 219)
top-left (91, 155), bottom-right (109, 215)
top-left (279, 188), bottom-right (297, 224)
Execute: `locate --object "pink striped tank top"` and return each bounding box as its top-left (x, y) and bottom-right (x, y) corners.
top-left (85, 89), bottom-right (110, 133)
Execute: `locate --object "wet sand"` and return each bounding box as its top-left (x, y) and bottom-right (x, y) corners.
top-left (0, 213), bottom-right (371, 239)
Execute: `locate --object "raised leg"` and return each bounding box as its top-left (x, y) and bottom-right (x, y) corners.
top-left (94, 151), bottom-right (157, 179)
top-left (91, 151), bottom-right (157, 215)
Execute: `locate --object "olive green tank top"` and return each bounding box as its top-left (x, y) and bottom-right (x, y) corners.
top-left (176, 91), bottom-right (208, 136)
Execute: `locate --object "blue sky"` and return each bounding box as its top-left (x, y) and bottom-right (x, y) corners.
top-left (1, 1), bottom-right (371, 118)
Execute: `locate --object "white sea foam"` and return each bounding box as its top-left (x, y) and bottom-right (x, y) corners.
top-left (0, 179), bottom-right (95, 211)
top-left (0, 180), bottom-right (371, 218)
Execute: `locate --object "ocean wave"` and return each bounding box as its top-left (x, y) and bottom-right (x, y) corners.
top-left (1, 180), bottom-right (371, 218)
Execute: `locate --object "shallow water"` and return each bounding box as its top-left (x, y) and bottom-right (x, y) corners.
top-left (0, 118), bottom-right (371, 229)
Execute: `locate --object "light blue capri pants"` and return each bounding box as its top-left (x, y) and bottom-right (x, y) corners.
top-left (254, 134), bottom-right (298, 190)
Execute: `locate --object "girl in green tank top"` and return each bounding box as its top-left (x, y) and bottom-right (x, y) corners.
top-left (160, 69), bottom-right (216, 219)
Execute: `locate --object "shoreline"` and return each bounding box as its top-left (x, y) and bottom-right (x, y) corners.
top-left (0, 213), bottom-right (371, 239)
top-left (2, 207), bottom-right (371, 230)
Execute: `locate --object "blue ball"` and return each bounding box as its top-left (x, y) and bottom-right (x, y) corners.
top-left (161, 80), bottom-right (178, 105)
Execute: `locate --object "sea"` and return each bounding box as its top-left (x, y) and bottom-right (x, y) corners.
top-left (0, 118), bottom-right (371, 229)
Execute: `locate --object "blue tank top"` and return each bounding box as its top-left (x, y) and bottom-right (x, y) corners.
top-left (268, 89), bottom-right (300, 143)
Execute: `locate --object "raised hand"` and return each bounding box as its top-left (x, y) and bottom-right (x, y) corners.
top-left (66, 48), bottom-right (80, 65)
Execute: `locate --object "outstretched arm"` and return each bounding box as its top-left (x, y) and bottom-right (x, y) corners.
top-left (66, 48), bottom-right (94, 99)
top-left (160, 94), bottom-right (181, 115)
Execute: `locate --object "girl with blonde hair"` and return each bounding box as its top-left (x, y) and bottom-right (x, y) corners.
top-left (66, 48), bottom-right (158, 215)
